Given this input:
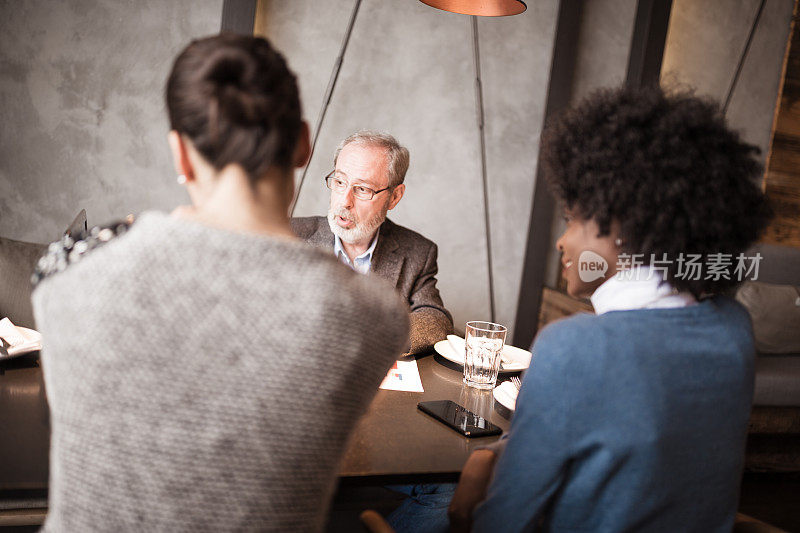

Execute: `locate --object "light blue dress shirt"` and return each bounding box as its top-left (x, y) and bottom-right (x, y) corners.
top-left (334, 232), bottom-right (379, 275)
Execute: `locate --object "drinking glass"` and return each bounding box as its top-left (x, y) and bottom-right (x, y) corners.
top-left (463, 321), bottom-right (507, 389)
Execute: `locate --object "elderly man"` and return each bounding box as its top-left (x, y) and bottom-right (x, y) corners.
top-left (292, 131), bottom-right (453, 355)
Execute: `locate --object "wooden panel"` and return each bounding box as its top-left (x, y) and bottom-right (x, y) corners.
top-left (749, 406), bottom-right (800, 434)
top-left (537, 286), bottom-right (594, 331)
top-left (0, 508), bottom-right (47, 527)
top-left (764, 0), bottom-right (800, 248)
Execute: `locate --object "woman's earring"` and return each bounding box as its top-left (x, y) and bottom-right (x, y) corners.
top-left (177, 174), bottom-right (187, 185)
top-left (614, 238), bottom-right (623, 247)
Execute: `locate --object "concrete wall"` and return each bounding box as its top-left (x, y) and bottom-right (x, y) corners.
top-left (661, 0), bottom-right (794, 167)
top-left (542, 0), bottom-right (639, 289)
top-left (256, 0), bottom-right (560, 337)
top-left (541, 0), bottom-right (794, 292)
top-left (0, 0), bottom-right (223, 243)
top-left (571, 0), bottom-right (638, 101)
top-left (6, 0), bottom-right (785, 341)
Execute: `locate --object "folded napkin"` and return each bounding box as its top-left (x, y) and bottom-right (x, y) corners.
top-left (0, 317), bottom-right (27, 347)
top-left (0, 317), bottom-right (42, 357)
top-left (493, 381), bottom-right (519, 411)
top-left (446, 334), bottom-right (465, 359)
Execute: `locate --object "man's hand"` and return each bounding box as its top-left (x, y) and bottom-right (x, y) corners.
top-left (448, 449), bottom-right (498, 532)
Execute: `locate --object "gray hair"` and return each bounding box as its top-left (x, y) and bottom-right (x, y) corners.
top-left (333, 130), bottom-right (410, 188)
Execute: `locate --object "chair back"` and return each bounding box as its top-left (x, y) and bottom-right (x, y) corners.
top-left (65, 209), bottom-right (88, 240)
top-left (747, 243), bottom-right (800, 286)
top-left (0, 236), bottom-right (47, 328)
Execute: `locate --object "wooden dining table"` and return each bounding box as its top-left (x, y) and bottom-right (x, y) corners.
top-left (0, 349), bottom-right (514, 503)
top-left (339, 353), bottom-right (513, 485)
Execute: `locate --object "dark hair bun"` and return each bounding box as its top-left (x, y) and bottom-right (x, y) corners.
top-left (202, 50), bottom-right (258, 124)
top-left (166, 34), bottom-right (302, 184)
top-left (203, 49), bottom-right (252, 86)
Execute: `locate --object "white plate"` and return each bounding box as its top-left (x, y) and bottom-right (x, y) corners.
top-left (493, 381), bottom-right (519, 411)
top-left (433, 335), bottom-right (531, 373)
top-left (0, 327), bottom-right (43, 360)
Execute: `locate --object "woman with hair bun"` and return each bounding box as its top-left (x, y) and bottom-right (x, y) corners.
top-left (33, 34), bottom-right (408, 532)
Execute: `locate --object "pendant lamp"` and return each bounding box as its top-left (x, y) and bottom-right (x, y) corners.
top-left (418, 0), bottom-right (526, 17)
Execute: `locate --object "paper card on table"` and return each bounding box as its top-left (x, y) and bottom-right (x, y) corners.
top-left (379, 359), bottom-right (424, 392)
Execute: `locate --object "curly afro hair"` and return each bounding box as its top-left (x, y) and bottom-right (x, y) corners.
top-left (541, 85), bottom-right (772, 297)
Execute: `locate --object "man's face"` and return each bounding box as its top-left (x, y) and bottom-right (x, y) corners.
top-left (327, 143), bottom-right (401, 245)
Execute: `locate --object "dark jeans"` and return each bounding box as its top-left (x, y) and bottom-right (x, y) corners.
top-left (386, 483), bottom-right (456, 533)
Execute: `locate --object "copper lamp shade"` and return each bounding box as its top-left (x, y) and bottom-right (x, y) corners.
top-left (418, 0), bottom-right (526, 16)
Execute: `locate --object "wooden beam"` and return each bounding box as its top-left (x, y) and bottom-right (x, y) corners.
top-left (0, 508), bottom-right (47, 527)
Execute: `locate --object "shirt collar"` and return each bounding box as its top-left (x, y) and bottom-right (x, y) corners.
top-left (334, 231), bottom-right (379, 269)
top-left (590, 266), bottom-right (696, 315)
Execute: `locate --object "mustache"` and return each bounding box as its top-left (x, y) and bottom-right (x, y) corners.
top-left (331, 208), bottom-right (356, 223)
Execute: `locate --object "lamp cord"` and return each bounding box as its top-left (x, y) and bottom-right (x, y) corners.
top-left (290, 0), bottom-right (362, 216)
top-left (723, 0), bottom-right (766, 115)
top-left (472, 15), bottom-right (497, 323)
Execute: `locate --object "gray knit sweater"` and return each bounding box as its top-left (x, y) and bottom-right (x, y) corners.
top-left (32, 211), bottom-right (409, 532)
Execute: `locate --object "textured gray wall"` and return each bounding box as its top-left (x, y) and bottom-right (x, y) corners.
top-left (542, 0), bottom-right (793, 291)
top-left (0, 0), bottom-right (223, 243)
top-left (8, 0), bottom-right (784, 341)
top-left (543, 0), bottom-right (639, 289)
top-left (257, 0), bottom-right (560, 338)
top-left (571, 0), bottom-right (638, 101)
top-left (661, 0), bottom-right (793, 166)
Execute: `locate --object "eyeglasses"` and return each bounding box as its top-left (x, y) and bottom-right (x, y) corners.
top-left (324, 171), bottom-right (392, 201)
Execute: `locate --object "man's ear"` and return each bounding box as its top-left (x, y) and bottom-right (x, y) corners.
top-left (387, 183), bottom-right (405, 210)
top-left (292, 121), bottom-right (311, 168)
top-left (167, 130), bottom-right (195, 182)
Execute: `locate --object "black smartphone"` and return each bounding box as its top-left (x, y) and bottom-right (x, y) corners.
top-left (417, 400), bottom-right (502, 438)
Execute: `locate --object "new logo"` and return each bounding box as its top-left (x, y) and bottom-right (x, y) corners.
top-left (578, 250), bottom-right (608, 282)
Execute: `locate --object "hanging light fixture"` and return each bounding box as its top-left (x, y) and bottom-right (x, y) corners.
top-left (418, 0), bottom-right (526, 17)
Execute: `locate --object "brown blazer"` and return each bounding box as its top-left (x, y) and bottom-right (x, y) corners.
top-left (291, 216), bottom-right (453, 354)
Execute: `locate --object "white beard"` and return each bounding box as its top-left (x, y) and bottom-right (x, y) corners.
top-left (327, 205), bottom-right (388, 245)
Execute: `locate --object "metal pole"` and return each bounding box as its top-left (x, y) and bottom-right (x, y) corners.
top-left (291, 0), bottom-right (362, 215)
top-left (472, 15), bottom-right (496, 322)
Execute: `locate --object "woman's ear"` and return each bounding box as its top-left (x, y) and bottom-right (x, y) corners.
top-left (167, 130), bottom-right (195, 182)
top-left (292, 121), bottom-right (311, 168)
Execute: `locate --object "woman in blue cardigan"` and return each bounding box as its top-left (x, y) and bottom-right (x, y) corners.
top-left (442, 86), bottom-right (772, 532)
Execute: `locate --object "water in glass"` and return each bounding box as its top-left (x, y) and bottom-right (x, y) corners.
top-left (463, 321), bottom-right (506, 389)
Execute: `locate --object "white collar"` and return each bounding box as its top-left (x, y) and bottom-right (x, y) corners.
top-left (333, 231), bottom-right (379, 264)
top-left (590, 266), bottom-right (696, 315)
